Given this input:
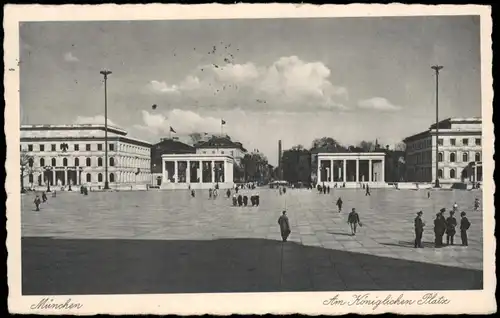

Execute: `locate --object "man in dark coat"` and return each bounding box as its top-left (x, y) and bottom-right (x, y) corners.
top-left (414, 211), bottom-right (425, 248)
top-left (347, 208), bottom-right (362, 236)
top-left (336, 197), bottom-right (343, 213)
top-left (460, 211), bottom-right (471, 246)
top-left (446, 210), bottom-right (457, 245)
top-left (434, 208), bottom-right (447, 247)
top-left (278, 211), bottom-right (291, 242)
top-left (237, 194), bottom-right (243, 207)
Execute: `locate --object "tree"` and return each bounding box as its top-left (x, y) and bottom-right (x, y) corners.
top-left (20, 150), bottom-right (33, 192)
top-left (311, 137), bottom-right (346, 152)
top-left (358, 140), bottom-right (375, 152)
top-left (395, 142), bottom-right (407, 152)
top-left (189, 132), bottom-right (203, 145)
top-left (241, 151), bottom-right (269, 183)
top-left (282, 146), bottom-right (311, 184)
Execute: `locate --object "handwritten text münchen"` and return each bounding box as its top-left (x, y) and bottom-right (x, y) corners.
top-left (30, 298), bottom-right (83, 310)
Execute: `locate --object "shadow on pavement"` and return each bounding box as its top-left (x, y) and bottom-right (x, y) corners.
top-left (381, 241), bottom-right (437, 248)
top-left (22, 237), bottom-right (482, 295)
top-left (327, 232), bottom-right (354, 236)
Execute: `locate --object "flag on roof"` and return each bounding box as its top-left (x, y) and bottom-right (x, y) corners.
top-left (170, 126), bottom-right (176, 133)
top-left (221, 119), bottom-right (226, 125)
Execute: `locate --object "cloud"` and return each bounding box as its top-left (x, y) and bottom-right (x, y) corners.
top-left (357, 97), bottom-right (402, 111)
top-left (64, 52), bottom-right (79, 62)
top-left (148, 56), bottom-right (348, 111)
top-left (134, 109), bottom-right (221, 135)
top-left (74, 115), bottom-right (118, 127)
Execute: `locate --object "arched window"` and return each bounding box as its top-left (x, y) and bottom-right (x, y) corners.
top-left (109, 173), bottom-right (115, 182)
top-left (110, 157), bottom-right (115, 167)
top-left (86, 157), bottom-right (91, 167)
top-left (98, 173), bottom-right (103, 182)
top-left (438, 152), bottom-right (443, 162)
top-left (475, 152), bottom-right (481, 162)
top-left (63, 158), bottom-right (68, 167)
top-left (40, 158), bottom-right (45, 167)
top-left (51, 158), bottom-right (56, 166)
top-left (462, 152), bottom-right (468, 163)
top-left (450, 168), bottom-right (456, 179)
top-left (450, 152), bottom-right (456, 163)
top-left (98, 157), bottom-right (103, 167)
top-left (86, 173), bottom-right (91, 182)
top-left (75, 158), bottom-right (79, 166)
top-left (28, 158), bottom-right (34, 167)
top-left (438, 169), bottom-right (443, 178)
top-left (29, 173), bottom-right (34, 183)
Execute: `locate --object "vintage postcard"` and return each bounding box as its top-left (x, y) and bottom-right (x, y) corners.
top-left (4, 3), bottom-right (496, 315)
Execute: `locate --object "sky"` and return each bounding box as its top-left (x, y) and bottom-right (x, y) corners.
top-left (19, 16), bottom-right (482, 165)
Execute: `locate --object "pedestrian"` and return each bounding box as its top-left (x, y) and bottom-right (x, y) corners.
top-left (414, 211), bottom-right (425, 248)
top-left (336, 197), bottom-right (343, 213)
top-left (365, 184), bottom-right (371, 196)
top-left (283, 187), bottom-right (286, 194)
top-left (255, 192), bottom-right (260, 206)
top-left (427, 191), bottom-right (430, 199)
top-left (278, 211), bottom-right (291, 242)
top-left (243, 195), bottom-right (248, 206)
top-left (232, 194), bottom-right (237, 206)
top-left (213, 188), bottom-right (218, 199)
top-left (452, 202), bottom-right (458, 213)
top-left (34, 195), bottom-right (41, 211)
top-left (208, 188), bottom-right (213, 199)
top-left (434, 208), bottom-right (447, 247)
top-left (41, 192), bottom-right (47, 202)
top-left (226, 189), bottom-right (231, 198)
top-left (237, 194), bottom-right (243, 207)
top-left (52, 190), bottom-right (56, 198)
top-left (279, 187), bottom-right (283, 196)
top-left (327, 185), bottom-right (330, 194)
top-left (446, 210), bottom-right (457, 245)
top-left (191, 189), bottom-right (195, 198)
top-left (347, 208), bottom-right (362, 236)
top-left (460, 212), bottom-right (471, 246)
top-left (474, 198), bottom-right (480, 211)
top-left (323, 183), bottom-right (326, 194)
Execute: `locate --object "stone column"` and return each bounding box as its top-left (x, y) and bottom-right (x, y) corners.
top-left (355, 159), bottom-right (359, 182)
top-left (162, 160), bottom-right (167, 184)
top-left (199, 160), bottom-right (203, 183)
top-left (381, 158), bottom-right (385, 182)
top-left (174, 160), bottom-right (178, 183)
top-left (317, 159), bottom-right (321, 183)
top-left (64, 168), bottom-right (68, 186)
top-left (186, 161), bottom-right (191, 183)
top-left (330, 160), bottom-right (334, 182)
top-left (368, 159), bottom-right (372, 182)
top-left (224, 160), bottom-right (228, 183)
top-left (52, 170), bottom-right (56, 186)
top-left (211, 160), bottom-right (215, 183)
top-left (343, 159), bottom-right (347, 182)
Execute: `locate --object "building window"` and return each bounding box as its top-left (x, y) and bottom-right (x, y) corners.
top-left (51, 158), bottom-right (56, 166)
top-left (231, 151), bottom-right (234, 156)
top-left (28, 158), bottom-right (34, 167)
top-left (98, 173), bottom-right (103, 182)
top-left (86, 157), bottom-right (91, 167)
top-left (109, 144), bottom-right (115, 151)
top-left (75, 158), bottom-right (79, 166)
top-left (86, 144), bottom-right (91, 151)
top-left (450, 168), bottom-right (456, 179)
top-left (202, 151), bottom-right (206, 154)
top-left (450, 152), bottom-right (456, 163)
top-left (29, 173), bottom-right (34, 183)
top-left (40, 158), bottom-right (45, 166)
top-left (109, 173), bottom-right (115, 183)
top-left (98, 157), bottom-right (103, 166)
top-left (212, 151), bottom-right (215, 154)
top-left (475, 152), bottom-right (481, 162)
top-left (109, 157), bottom-right (115, 167)
top-left (28, 144), bottom-right (33, 151)
top-left (40, 144), bottom-right (45, 151)
top-left (98, 144), bottom-right (103, 151)
top-left (437, 138), bottom-right (443, 146)
top-left (462, 138), bottom-right (469, 146)
top-left (221, 151), bottom-right (225, 154)
top-left (463, 152), bottom-right (469, 163)
top-left (74, 144), bottom-right (80, 151)
top-left (438, 152), bottom-right (443, 162)
top-left (438, 169), bottom-right (443, 178)
top-left (63, 158), bottom-right (68, 167)
top-left (86, 173), bottom-right (91, 182)
top-left (475, 138), bottom-right (481, 146)
top-left (450, 138), bottom-right (456, 146)
top-left (51, 144), bottom-right (56, 151)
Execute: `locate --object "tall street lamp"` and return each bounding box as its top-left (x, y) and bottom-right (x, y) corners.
top-left (100, 70), bottom-right (112, 190)
top-left (431, 65), bottom-right (443, 188)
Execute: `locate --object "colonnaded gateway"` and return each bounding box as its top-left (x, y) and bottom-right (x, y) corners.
top-left (161, 154), bottom-right (235, 189)
top-left (315, 152), bottom-right (386, 187)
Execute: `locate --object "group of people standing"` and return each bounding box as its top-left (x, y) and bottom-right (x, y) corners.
top-left (232, 192), bottom-right (260, 207)
top-left (33, 191), bottom-right (57, 211)
top-left (414, 202), bottom-right (473, 248)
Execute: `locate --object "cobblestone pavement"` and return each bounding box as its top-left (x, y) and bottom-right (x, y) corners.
top-left (21, 188), bottom-right (483, 294)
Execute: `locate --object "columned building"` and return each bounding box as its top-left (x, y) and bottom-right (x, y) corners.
top-left (403, 117), bottom-right (482, 185)
top-left (161, 154), bottom-right (234, 189)
top-left (20, 124), bottom-right (152, 190)
top-left (315, 152), bottom-right (386, 186)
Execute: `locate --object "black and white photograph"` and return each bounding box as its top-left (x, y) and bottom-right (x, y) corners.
top-left (5, 4), bottom-right (495, 315)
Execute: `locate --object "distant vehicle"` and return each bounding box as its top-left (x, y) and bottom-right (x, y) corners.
top-left (269, 180), bottom-right (288, 189)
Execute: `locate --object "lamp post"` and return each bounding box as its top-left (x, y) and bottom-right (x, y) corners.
top-left (44, 166), bottom-right (52, 192)
top-left (431, 65), bottom-right (443, 188)
top-left (100, 70), bottom-right (112, 190)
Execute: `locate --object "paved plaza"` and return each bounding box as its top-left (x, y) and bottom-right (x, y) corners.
top-left (21, 188), bottom-right (483, 294)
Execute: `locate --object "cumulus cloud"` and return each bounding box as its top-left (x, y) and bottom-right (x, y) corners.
top-left (134, 109), bottom-right (221, 135)
top-left (148, 56), bottom-right (348, 111)
top-left (64, 52), bottom-right (79, 62)
top-left (74, 115), bottom-right (118, 127)
top-left (357, 97), bottom-right (402, 111)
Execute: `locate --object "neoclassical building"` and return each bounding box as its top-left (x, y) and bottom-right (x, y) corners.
top-left (403, 117), bottom-right (482, 185)
top-left (20, 124), bottom-right (152, 189)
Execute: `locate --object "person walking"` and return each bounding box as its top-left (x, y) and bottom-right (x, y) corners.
top-left (41, 192), bottom-right (47, 203)
top-left (347, 208), bottom-right (362, 236)
top-left (34, 195), bottom-right (41, 211)
top-left (414, 211), bottom-right (425, 248)
top-left (474, 198), bottom-right (480, 211)
top-left (336, 197), bottom-right (343, 213)
top-left (278, 211), bottom-right (291, 242)
top-left (460, 212), bottom-right (471, 246)
top-left (365, 184), bottom-right (371, 196)
top-left (446, 210), bottom-right (457, 245)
